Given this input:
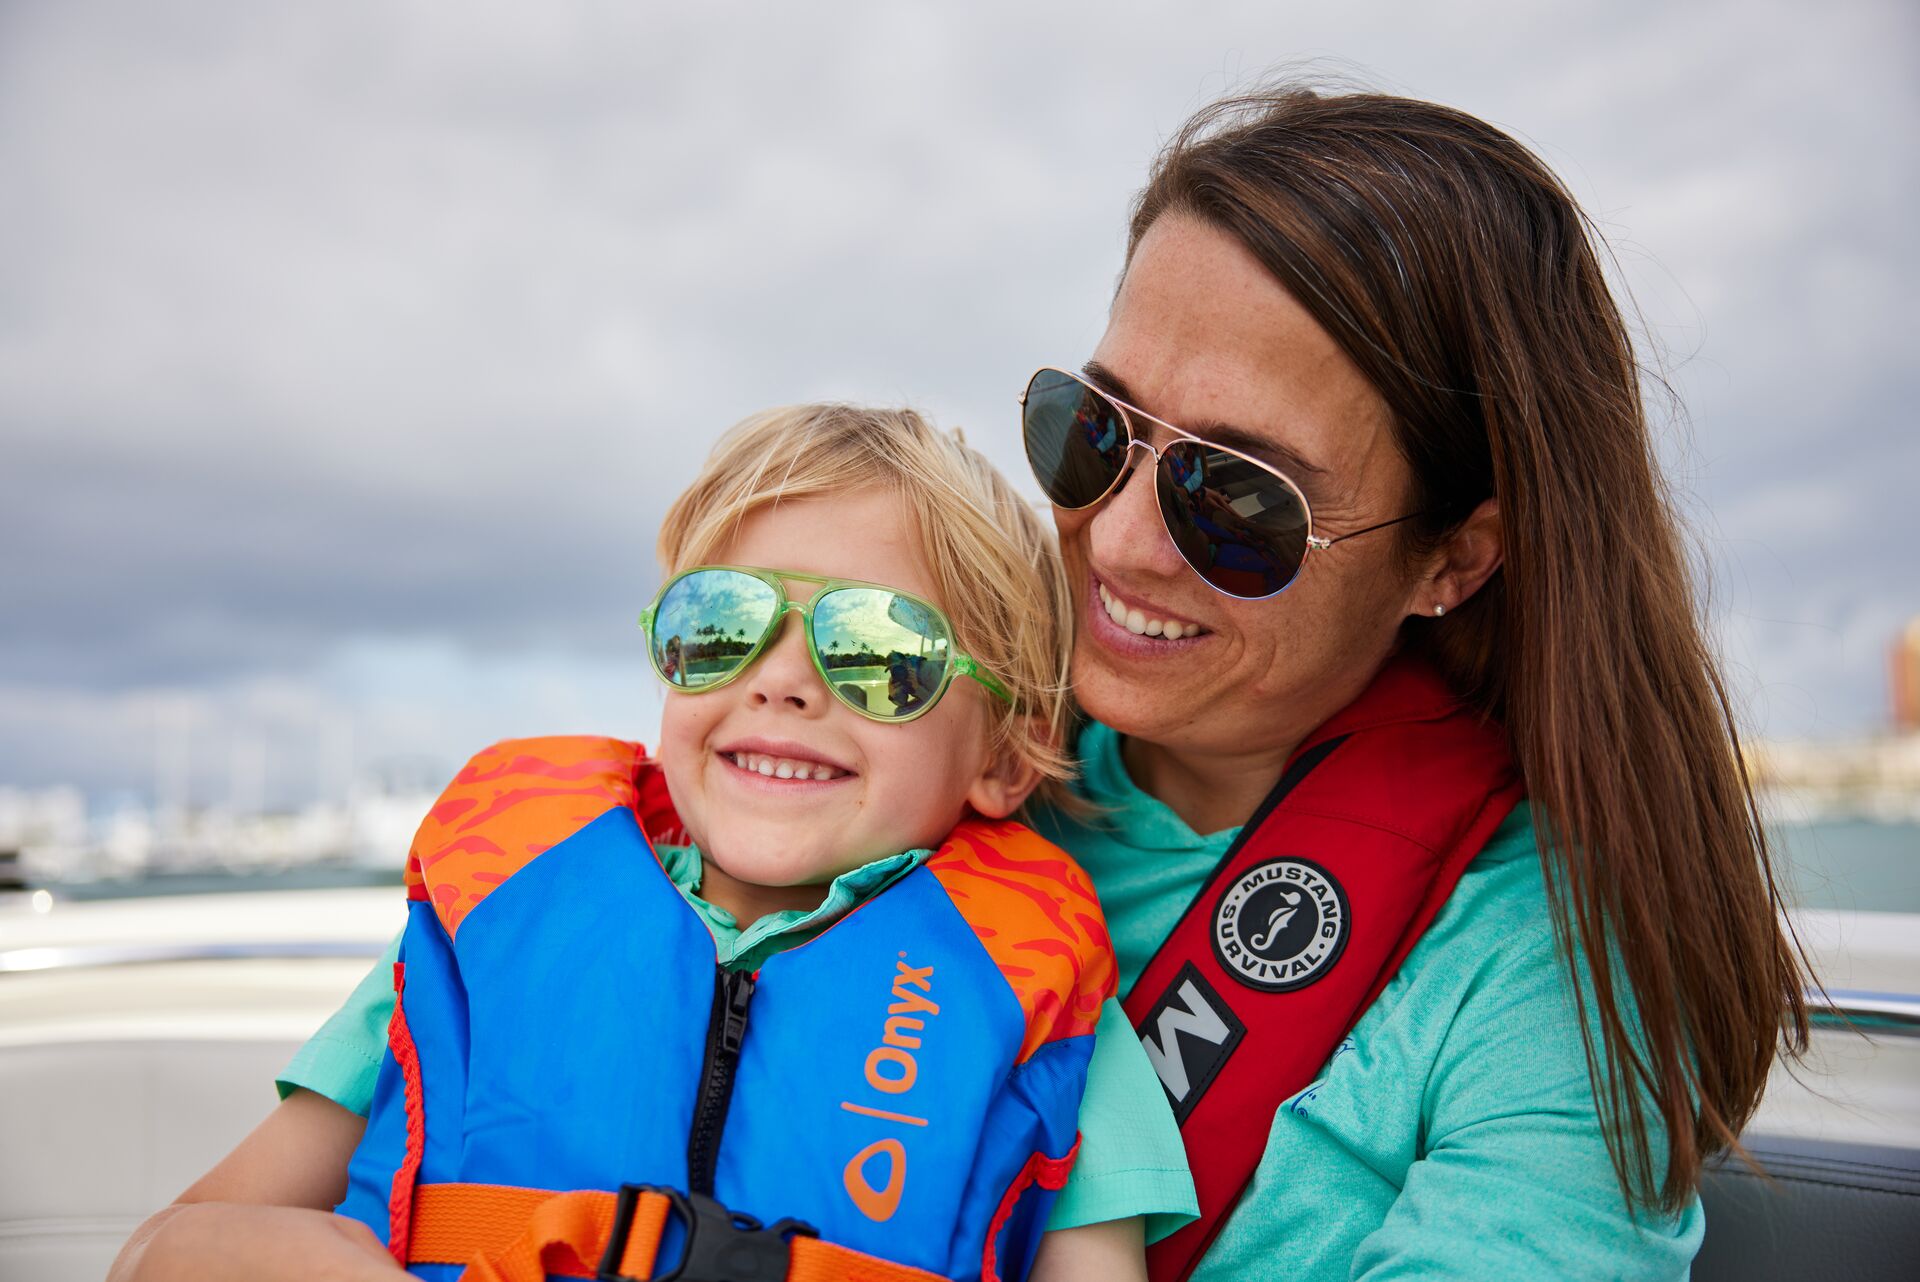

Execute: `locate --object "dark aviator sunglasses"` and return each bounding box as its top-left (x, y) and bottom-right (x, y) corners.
top-left (1019, 367), bottom-right (1426, 600)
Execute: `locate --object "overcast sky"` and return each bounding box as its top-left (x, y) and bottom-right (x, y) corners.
top-left (2, 0), bottom-right (1915, 809)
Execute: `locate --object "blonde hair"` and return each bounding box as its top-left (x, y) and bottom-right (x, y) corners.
top-left (656, 403), bottom-right (1076, 811)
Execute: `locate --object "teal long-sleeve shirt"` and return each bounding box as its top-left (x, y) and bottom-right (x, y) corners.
top-left (1026, 721), bottom-right (1703, 1280)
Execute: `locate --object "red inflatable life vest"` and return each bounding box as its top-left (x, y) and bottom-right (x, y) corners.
top-left (1122, 657), bottom-right (1524, 1281)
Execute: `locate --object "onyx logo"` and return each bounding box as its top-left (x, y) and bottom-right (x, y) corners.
top-left (1212, 858), bottom-right (1349, 992)
top-left (840, 954), bottom-right (938, 1222)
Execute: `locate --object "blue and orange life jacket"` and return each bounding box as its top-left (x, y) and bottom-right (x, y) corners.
top-left (336, 736), bottom-right (1116, 1282)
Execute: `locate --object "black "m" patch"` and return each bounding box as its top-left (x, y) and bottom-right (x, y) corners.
top-left (1135, 962), bottom-right (1245, 1123)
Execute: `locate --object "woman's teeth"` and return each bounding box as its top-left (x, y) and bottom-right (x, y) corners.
top-left (1098, 582), bottom-right (1197, 640)
top-left (727, 752), bottom-right (847, 781)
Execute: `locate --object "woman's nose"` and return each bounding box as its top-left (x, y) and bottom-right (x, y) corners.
top-left (741, 615), bottom-right (824, 714)
top-left (1087, 446), bottom-right (1186, 578)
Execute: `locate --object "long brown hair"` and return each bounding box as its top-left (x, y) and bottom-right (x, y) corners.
top-left (1128, 84), bottom-right (1807, 1212)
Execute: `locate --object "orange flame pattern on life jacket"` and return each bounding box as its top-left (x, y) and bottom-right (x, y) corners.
top-left (406, 736), bottom-right (654, 939)
top-left (925, 819), bottom-right (1117, 1064)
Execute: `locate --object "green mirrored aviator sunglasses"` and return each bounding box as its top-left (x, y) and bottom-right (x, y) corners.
top-left (639, 565), bottom-right (1013, 723)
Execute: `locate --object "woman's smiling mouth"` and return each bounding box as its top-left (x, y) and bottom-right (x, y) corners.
top-left (1087, 572), bottom-right (1210, 657)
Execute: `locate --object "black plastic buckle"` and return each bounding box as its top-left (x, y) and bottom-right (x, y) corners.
top-left (597, 1184), bottom-right (819, 1282)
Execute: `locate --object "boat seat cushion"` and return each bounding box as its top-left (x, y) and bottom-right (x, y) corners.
top-left (1696, 1133), bottom-right (1920, 1281)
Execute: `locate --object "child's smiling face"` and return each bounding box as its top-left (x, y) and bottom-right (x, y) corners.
top-left (657, 489), bottom-right (1034, 925)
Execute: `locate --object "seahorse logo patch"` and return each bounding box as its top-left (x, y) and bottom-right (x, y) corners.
top-left (1211, 857), bottom-right (1349, 992)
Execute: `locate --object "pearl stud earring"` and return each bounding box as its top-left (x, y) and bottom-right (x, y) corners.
top-left (1433, 603), bottom-right (1446, 617)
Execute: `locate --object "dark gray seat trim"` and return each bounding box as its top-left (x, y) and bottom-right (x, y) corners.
top-left (1696, 1133), bottom-right (1920, 1281)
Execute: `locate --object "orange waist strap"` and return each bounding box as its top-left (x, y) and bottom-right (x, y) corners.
top-left (407, 1181), bottom-right (948, 1282)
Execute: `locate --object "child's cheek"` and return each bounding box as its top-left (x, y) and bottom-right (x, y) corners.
top-left (875, 716), bottom-right (974, 851)
top-left (656, 695), bottom-right (712, 842)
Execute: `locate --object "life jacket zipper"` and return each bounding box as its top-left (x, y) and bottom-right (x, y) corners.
top-left (686, 965), bottom-right (755, 1197)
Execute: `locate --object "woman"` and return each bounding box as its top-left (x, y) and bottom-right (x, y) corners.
top-left (1020, 85), bottom-right (1804, 1277)
top-left (113, 85), bottom-right (1804, 1280)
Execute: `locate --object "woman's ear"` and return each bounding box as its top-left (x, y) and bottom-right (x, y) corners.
top-left (1412, 497), bottom-right (1503, 617)
top-left (965, 733), bottom-right (1045, 820)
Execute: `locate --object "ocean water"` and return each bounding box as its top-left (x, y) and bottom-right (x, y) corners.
top-left (39, 820), bottom-right (1920, 915)
top-left (49, 863), bottom-right (399, 902)
top-left (1771, 818), bottom-right (1920, 915)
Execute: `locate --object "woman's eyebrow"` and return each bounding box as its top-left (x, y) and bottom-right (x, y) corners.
top-left (1078, 359), bottom-right (1135, 404)
top-left (1080, 360), bottom-right (1329, 481)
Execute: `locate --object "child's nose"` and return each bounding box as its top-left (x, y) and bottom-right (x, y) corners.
top-left (742, 615), bottom-right (826, 713)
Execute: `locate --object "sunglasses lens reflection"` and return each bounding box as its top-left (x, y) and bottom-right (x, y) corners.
top-left (1022, 369), bottom-right (1132, 509)
top-left (813, 587), bottom-right (953, 719)
top-left (1156, 441), bottom-right (1310, 598)
top-left (650, 569), bottom-right (779, 688)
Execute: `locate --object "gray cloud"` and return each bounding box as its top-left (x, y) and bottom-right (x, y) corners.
top-left (2, 0), bottom-right (1916, 798)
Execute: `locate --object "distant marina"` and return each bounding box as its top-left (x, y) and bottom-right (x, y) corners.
top-left (0, 782), bottom-right (436, 892)
top-left (1, 734), bottom-right (1914, 915)
top-left (1751, 730), bottom-right (1920, 825)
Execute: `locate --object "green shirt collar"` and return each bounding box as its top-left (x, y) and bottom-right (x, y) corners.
top-left (657, 841), bottom-right (931, 972)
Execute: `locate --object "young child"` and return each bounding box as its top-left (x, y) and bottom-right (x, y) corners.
top-left (317, 405), bottom-right (1192, 1281)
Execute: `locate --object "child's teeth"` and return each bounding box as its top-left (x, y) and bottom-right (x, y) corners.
top-left (729, 752), bottom-right (845, 781)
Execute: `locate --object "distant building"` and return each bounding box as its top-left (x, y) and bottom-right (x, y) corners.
top-left (1896, 618), bottom-right (1920, 732)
